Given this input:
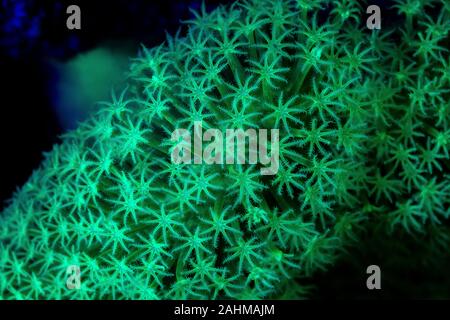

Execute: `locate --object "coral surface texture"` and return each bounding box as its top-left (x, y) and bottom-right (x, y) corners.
top-left (1, 0), bottom-right (450, 299)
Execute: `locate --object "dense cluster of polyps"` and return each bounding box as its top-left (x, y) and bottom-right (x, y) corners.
top-left (0, 0), bottom-right (449, 299)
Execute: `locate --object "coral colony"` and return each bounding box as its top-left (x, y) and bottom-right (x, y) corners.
top-left (1, 0), bottom-right (450, 299)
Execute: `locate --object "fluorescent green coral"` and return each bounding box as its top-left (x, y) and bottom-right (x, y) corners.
top-left (1, 0), bottom-right (450, 299)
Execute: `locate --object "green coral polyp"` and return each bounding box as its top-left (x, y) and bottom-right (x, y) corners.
top-left (1, 0), bottom-right (450, 299)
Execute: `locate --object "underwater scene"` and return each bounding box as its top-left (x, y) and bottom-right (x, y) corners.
top-left (1, 0), bottom-right (450, 302)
